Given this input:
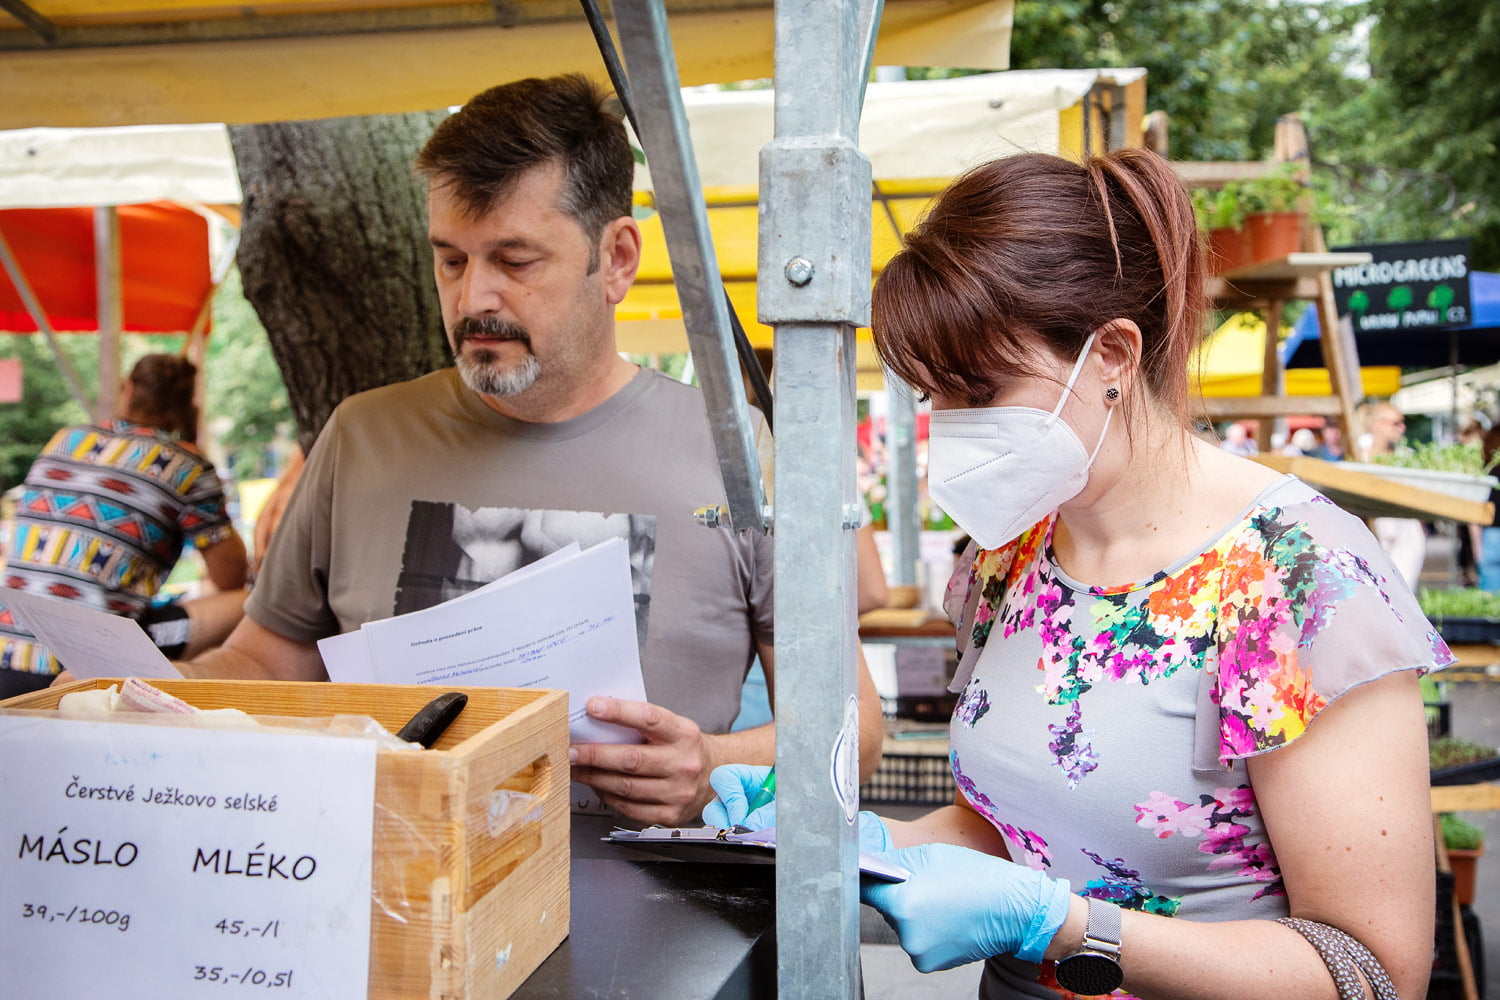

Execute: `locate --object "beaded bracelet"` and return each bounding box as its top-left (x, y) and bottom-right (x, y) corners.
top-left (1276, 916), bottom-right (1400, 1000)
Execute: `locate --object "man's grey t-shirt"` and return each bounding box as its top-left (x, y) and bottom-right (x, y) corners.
top-left (248, 367), bottom-right (774, 734)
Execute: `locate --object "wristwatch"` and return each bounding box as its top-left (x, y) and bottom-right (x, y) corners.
top-left (1053, 897), bottom-right (1124, 996)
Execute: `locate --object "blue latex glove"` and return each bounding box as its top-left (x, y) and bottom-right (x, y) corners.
top-left (860, 843), bottom-right (1073, 972)
top-left (702, 765), bottom-right (894, 854)
top-left (703, 764), bottom-right (777, 830)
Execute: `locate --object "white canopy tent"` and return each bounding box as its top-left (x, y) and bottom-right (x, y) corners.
top-left (0, 67), bottom-right (1147, 377)
top-left (0, 123), bottom-right (241, 209)
top-left (0, 66), bottom-right (1144, 206)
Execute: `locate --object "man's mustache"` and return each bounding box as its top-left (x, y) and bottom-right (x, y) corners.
top-left (452, 316), bottom-right (531, 348)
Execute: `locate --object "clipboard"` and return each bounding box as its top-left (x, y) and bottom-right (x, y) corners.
top-left (605, 825), bottom-right (911, 882)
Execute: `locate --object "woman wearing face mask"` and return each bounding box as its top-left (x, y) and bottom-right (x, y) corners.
top-left (705, 149), bottom-right (1443, 999)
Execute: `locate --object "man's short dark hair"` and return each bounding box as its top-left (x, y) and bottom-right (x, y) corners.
top-left (415, 74), bottom-right (635, 259)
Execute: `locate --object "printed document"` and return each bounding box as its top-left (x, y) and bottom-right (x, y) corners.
top-left (2, 589), bottom-right (182, 679)
top-left (318, 538), bottom-right (646, 743)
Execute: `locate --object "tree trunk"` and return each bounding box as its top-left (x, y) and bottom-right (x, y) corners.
top-left (229, 110), bottom-right (451, 452)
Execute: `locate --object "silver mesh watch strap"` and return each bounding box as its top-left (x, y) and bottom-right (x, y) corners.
top-left (1055, 898), bottom-right (1125, 996)
top-left (1082, 897), bottom-right (1122, 958)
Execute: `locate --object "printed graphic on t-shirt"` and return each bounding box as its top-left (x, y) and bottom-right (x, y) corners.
top-left (392, 501), bottom-right (657, 651)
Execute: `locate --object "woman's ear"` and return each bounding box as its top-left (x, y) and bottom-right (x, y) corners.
top-left (1094, 319), bottom-right (1142, 399)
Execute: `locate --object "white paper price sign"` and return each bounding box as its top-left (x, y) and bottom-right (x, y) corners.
top-left (0, 715), bottom-right (377, 1000)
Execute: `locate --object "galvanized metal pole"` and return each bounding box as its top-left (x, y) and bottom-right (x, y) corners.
top-left (885, 372), bottom-right (921, 588)
top-left (760, 0), bottom-right (879, 994)
top-left (94, 206), bottom-right (122, 423)
top-left (612, 0), bottom-right (768, 533)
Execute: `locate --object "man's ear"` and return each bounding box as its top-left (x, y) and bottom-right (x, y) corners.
top-left (598, 216), bottom-right (642, 305)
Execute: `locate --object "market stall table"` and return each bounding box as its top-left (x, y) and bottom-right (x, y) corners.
top-left (1254, 454), bottom-right (1495, 525)
top-left (512, 813), bottom-right (776, 1000)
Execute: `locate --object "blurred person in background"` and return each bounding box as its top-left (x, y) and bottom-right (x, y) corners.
top-left (1357, 400), bottom-right (1426, 590)
top-left (1282, 427), bottom-right (1319, 457)
top-left (0, 354), bottom-right (247, 698)
top-left (1311, 417), bottom-right (1345, 462)
top-left (1218, 421), bottom-right (1257, 456)
top-left (1455, 420), bottom-right (1487, 587)
top-left (1477, 424), bottom-right (1500, 591)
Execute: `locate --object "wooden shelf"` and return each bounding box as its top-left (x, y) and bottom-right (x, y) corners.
top-left (1219, 252), bottom-right (1372, 282)
top-left (1431, 782), bottom-right (1500, 813)
top-left (1207, 252), bottom-right (1372, 307)
top-left (1201, 395), bottom-right (1342, 419)
top-left (1441, 645), bottom-right (1500, 670)
top-left (1255, 454), bottom-right (1495, 524)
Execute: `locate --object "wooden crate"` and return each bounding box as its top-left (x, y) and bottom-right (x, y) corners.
top-left (3, 678), bottom-right (571, 1000)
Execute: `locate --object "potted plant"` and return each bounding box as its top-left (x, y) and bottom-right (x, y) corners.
top-left (1193, 183), bottom-right (1250, 276)
top-left (1439, 812), bottom-right (1486, 908)
top-left (1418, 587), bottom-right (1500, 644)
top-left (1430, 735), bottom-right (1500, 785)
top-left (1240, 163), bottom-right (1308, 263)
top-left (1349, 438), bottom-right (1500, 510)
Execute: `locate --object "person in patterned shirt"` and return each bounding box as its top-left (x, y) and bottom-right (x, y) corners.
top-left (708, 149), bottom-right (1440, 1000)
top-left (1, 354), bottom-right (247, 698)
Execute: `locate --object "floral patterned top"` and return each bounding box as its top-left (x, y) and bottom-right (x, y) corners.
top-left (944, 476), bottom-right (1451, 999)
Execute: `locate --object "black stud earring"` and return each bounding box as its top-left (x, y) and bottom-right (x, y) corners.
top-left (1105, 386), bottom-right (1120, 402)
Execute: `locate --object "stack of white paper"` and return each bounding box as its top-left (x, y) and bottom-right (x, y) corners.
top-left (318, 538), bottom-right (647, 744)
top-left (1, 588), bottom-right (183, 680)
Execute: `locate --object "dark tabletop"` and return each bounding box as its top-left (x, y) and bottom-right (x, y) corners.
top-left (511, 814), bottom-right (777, 1000)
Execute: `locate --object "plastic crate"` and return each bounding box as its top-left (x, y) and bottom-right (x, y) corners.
top-left (890, 693), bottom-right (959, 722)
top-left (1430, 870), bottom-right (1486, 1000)
top-left (1435, 616), bottom-right (1500, 645)
top-left (1431, 754), bottom-right (1500, 786)
top-left (860, 751), bottom-right (956, 805)
top-left (1426, 701), bottom-right (1452, 740)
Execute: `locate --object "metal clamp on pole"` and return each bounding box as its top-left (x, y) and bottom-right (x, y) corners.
top-left (758, 139), bottom-right (873, 327)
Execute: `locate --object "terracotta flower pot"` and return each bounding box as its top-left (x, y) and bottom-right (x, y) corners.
top-left (1207, 226), bottom-right (1252, 276)
top-left (1245, 211), bottom-right (1305, 264)
top-left (1448, 846), bottom-right (1484, 907)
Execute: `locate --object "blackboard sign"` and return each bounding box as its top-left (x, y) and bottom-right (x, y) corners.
top-left (1329, 238), bottom-right (1472, 333)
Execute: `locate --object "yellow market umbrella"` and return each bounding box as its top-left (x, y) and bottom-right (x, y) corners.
top-left (1194, 312), bottom-right (1400, 400)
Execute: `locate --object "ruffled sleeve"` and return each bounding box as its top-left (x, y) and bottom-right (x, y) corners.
top-left (1211, 486), bottom-right (1453, 762)
top-left (943, 519), bottom-right (1051, 693)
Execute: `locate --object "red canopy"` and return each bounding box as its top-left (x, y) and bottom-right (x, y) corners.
top-left (0, 202), bottom-right (212, 334)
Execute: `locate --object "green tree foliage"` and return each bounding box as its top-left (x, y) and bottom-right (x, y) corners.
top-left (1007, 0), bottom-right (1368, 162)
top-left (1001, 1), bottom-right (1497, 266)
top-left (0, 336), bottom-right (94, 492)
top-left (202, 267), bottom-right (292, 480)
top-left (1325, 0), bottom-right (1500, 267)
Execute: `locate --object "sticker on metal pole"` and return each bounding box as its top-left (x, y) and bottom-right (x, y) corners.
top-left (829, 694), bottom-right (860, 824)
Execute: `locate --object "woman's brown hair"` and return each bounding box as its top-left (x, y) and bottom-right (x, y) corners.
top-left (872, 148), bottom-right (1206, 426)
top-left (123, 353), bottom-right (199, 442)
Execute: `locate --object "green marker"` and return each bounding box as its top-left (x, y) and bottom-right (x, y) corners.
top-left (746, 766), bottom-right (777, 815)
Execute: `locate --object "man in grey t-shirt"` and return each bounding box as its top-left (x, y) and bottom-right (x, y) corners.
top-left (180, 74), bottom-right (882, 825)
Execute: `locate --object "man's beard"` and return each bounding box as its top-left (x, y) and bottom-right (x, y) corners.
top-left (452, 316), bottom-right (540, 396)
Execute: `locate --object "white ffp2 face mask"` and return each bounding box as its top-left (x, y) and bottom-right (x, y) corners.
top-left (926, 332), bottom-right (1113, 550)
